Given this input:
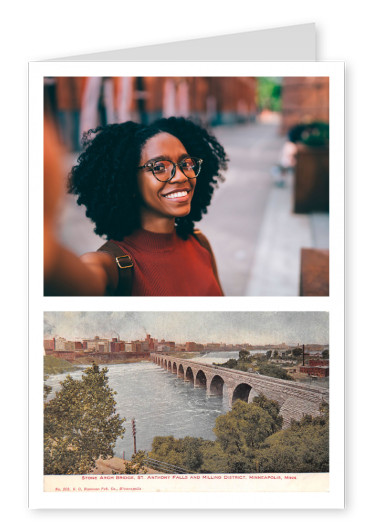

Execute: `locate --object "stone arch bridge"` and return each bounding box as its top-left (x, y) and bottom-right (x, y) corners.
top-left (151, 354), bottom-right (329, 426)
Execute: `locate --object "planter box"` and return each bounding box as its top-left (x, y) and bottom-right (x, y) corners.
top-left (293, 143), bottom-right (329, 213)
top-left (300, 248), bottom-right (329, 296)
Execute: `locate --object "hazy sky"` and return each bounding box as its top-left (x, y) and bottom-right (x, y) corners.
top-left (44, 312), bottom-right (329, 345)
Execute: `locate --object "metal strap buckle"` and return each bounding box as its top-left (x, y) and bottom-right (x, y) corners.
top-left (115, 255), bottom-right (133, 269)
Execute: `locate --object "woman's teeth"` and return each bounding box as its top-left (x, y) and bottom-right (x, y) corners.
top-left (164, 191), bottom-right (188, 199)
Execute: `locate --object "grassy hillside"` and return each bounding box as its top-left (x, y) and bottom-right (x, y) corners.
top-left (44, 355), bottom-right (79, 375)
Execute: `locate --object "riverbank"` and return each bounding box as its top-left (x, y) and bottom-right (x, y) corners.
top-left (91, 457), bottom-right (161, 475)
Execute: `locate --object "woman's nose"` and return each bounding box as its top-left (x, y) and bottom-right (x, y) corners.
top-left (169, 164), bottom-right (188, 182)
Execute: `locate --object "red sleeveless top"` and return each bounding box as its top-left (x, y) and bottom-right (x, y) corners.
top-left (113, 228), bottom-right (223, 296)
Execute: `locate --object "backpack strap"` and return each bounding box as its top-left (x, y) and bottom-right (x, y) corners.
top-left (193, 229), bottom-right (223, 295)
top-left (97, 241), bottom-right (134, 296)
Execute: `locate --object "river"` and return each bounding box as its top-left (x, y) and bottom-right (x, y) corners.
top-left (45, 356), bottom-right (234, 459)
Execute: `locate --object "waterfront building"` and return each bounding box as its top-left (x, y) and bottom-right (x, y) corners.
top-left (54, 337), bottom-right (67, 351)
top-left (300, 358), bottom-right (329, 378)
top-left (43, 339), bottom-right (55, 352)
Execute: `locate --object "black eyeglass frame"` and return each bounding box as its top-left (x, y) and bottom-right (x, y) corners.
top-left (138, 157), bottom-right (203, 182)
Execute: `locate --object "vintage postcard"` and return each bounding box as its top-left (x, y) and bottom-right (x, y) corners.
top-left (42, 313), bottom-right (330, 493)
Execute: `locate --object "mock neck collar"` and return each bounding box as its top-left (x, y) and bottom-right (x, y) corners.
top-left (121, 227), bottom-right (179, 252)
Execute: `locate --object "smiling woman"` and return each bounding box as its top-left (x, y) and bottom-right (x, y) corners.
top-left (45, 117), bottom-right (228, 296)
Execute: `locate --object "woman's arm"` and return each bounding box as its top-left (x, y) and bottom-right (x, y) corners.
top-left (44, 226), bottom-right (118, 296)
top-left (44, 117), bottom-right (119, 296)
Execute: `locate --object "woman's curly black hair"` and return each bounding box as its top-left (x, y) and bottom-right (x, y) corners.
top-left (68, 116), bottom-right (228, 240)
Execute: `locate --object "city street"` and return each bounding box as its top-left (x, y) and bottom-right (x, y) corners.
top-left (59, 120), bottom-right (328, 296)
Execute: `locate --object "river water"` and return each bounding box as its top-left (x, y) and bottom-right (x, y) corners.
top-left (46, 356), bottom-right (234, 459)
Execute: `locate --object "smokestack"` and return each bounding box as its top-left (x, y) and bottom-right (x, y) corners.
top-left (302, 344), bottom-right (305, 366)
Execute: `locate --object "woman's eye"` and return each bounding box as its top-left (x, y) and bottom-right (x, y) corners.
top-left (153, 162), bottom-right (168, 173)
top-left (182, 158), bottom-right (195, 169)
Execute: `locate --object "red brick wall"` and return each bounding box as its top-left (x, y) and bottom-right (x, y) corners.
top-left (281, 77), bottom-right (329, 135)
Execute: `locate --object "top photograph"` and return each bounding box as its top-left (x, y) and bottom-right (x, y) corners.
top-left (44, 75), bottom-right (330, 297)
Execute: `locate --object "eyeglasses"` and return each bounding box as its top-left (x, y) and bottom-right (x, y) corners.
top-left (138, 156), bottom-right (203, 182)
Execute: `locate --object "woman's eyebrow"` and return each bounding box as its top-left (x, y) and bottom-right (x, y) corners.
top-left (145, 153), bottom-right (190, 164)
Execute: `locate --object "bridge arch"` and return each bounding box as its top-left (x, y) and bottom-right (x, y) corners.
top-left (195, 370), bottom-right (207, 389)
top-left (209, 375), bottom-right (225, 397)
top-left (185, 366), bottom-right (194, 384)
top-left (167, 360), bottom-right (172, 372)
top-left (172, 362), bottom-right (177, 374)
top-left (232, 383), bottom-right (252, 404)
top-left (178, 364), bottom-right (184, 378)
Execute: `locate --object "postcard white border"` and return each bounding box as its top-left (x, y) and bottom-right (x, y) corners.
top-left (29, 61), bottom-right (344, 509)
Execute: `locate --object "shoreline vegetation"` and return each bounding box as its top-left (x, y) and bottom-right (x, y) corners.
top-left (214, 349), bottom-right (295, 381)
top-left (44, 355), bottom-right (153, 375)
top-left (44, 355), bottom-right (81, 375)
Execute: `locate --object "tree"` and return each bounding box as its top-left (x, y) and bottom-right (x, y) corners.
top-left (213, 400), bottom-right (280, 472)
top-left (257, 363), bottom-right (294, 381)
top-left (255, 404), bottom-right (329, 473)
top-left (322, 349), bottom-right (329, 359)
top-left (252, 394), bottom-right (283, 432)
top-left (257, 78), bottom-right (282, 112)
top-left (238, 349), bottom-right (250, 361)
top-left (43, 377), bottom-right (52, 401)
top-left (214, 358), bottom-right (238, 369)
top-left (292, 347), bottom-right (303, 358)
top-left (149, 436), bottom-right (204, 472)
top-left (200, 440), bottom-right (228, 473)
top-left (44, 363), bottom-right (125, 475)
top-left (124, 451), bottom-right (148, 474)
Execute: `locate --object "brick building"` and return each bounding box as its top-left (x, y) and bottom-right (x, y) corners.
top-left (43, 339), bottom-right (55, 352)
top-left (54, 337), bottom-right (67, 351)
top-left (123, 76), bottom-right (258, 126)
top-left (84, 336), bottom-right (110, 352)
top-left (185, 342), bottom-right (204, 352)
top-left (300, 357), bottom-right (329, 378)
top-left (110, 340), bottom-right (125, 353)
top-left (280, 77), bottom-right (329, 135)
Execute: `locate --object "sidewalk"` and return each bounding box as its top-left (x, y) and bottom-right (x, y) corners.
top-left (198, 121), bottom-right (284, 296)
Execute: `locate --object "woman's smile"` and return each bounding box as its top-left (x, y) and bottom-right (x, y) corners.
top-left (162, 187), bottom-right (192, 201)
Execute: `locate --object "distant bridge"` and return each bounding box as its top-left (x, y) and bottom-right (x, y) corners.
top-left (150, 354), bottom-right (329, 426)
